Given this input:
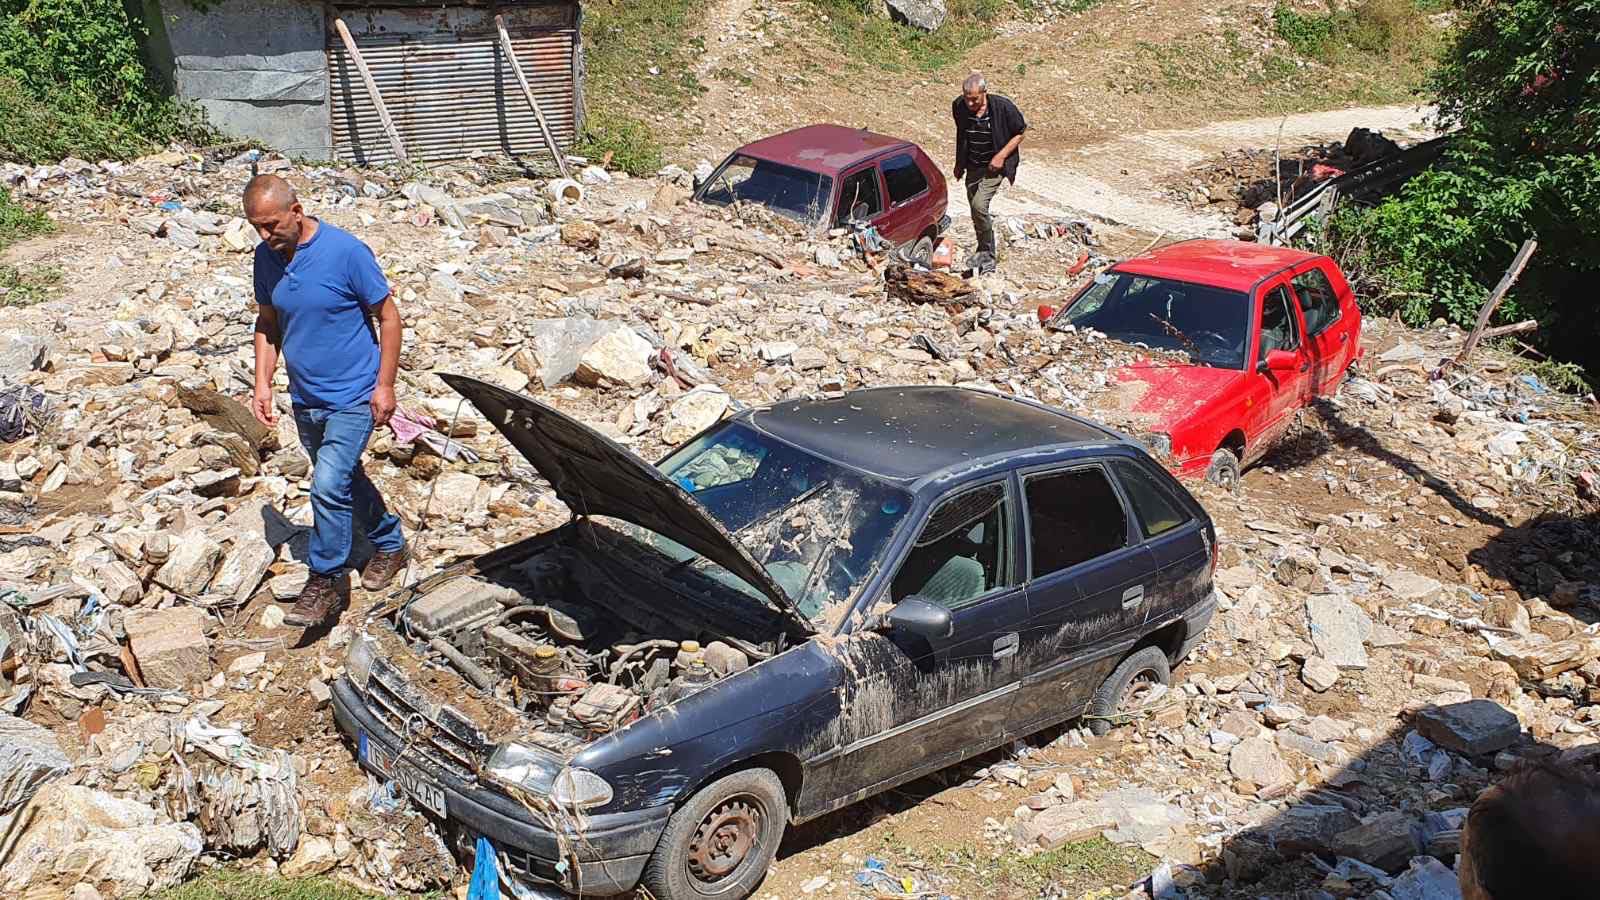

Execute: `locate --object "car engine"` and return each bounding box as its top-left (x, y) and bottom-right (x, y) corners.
top-left (391, 544), bottom-right (758, 741)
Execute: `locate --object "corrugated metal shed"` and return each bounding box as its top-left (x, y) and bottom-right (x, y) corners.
top-left (328, 2), bottom-right (581, 165)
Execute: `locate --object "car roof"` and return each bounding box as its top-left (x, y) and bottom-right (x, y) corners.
top-left (736, 124), bottom-right (917, 177)
top-left (740, 386), bottom-right (1121, 482)
top-left (1112, 239), bottom-right (1323, 293)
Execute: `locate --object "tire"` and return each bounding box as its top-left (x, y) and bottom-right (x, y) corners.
top-left (640, 768), bottom-right (787, 899)
top-left (908, 236), bottom-right (934, 267)
top-left (1086, 646), bottom-right (1171, 737)
top-left (1205, 447), bottom-right (1241, 490)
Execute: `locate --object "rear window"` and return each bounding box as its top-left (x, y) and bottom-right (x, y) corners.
top-left (697, 154), bottom-right (833, 225)
top-left (882, 153), bottom-right (929, 204)
top-left (1061, 273), bottom-right (1252, 369)
top-left (1024, 467), bottom-right (1129, 579)
top-left (1111, 460), bottom-right (1192, 538)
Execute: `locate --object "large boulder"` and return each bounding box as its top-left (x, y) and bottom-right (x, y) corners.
top-left (124, 607), bottom-right (213, 690)
top-left (886, 0), bottom-right (947, 31)
top-left (575, 326), bottom-right (655, 389)
top-left (0, 783), bottom-right (202, 898)
top-left (0, 714), bottom-right (69, 814)
top-left (1414, 699), bottom-right (1521, 756)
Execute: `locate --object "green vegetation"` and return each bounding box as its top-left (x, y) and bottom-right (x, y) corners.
top-left (0, 0), bottom-right (207, 163)
top-left (808, 0), bottom-right (1005, 73)
top-left (1319, 0), bottom-right (1600, 388)
top-left (0, 187), bottom-right (51, 249)
top-left (991, 836), bottom-right (1154, 890)
top-left (151, 868), bottom-right (438, 900)
top-left (1272, 0), bottom-right (1441, 62)
top-left (0, 262), bottom-right (60, 307)
top-left (576, 0), bottom-right (709, 175)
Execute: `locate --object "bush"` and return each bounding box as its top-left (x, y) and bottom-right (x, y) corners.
top-left (0, 0), bottom-right (205, 162)
top-left (1320, 0), bottom-right (1600, 389)
top-left (0, 185), bottom-right (52, 250)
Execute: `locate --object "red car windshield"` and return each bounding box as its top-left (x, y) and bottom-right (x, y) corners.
top-left (1061, 273), bottom-right (1252, 369)
top-left (698, 154), bottom-right (834, 226)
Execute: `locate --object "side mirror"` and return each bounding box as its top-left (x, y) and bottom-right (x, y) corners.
top-left (1262, 349), bottom-right (1299, 373)
top-left (883, 597), bottom-right (953, 639)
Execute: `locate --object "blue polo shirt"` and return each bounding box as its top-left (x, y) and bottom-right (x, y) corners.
top-left (253, 221), bottom-right (390, 410)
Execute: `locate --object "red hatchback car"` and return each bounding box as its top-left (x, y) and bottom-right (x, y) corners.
top-left (693, 124), bottom-right (950, 257)
top-left (1055, 240), bottom-right (1363, 486)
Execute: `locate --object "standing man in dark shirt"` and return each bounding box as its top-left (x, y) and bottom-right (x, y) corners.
top-left (246, 174), bottom-right (411, 628)
top-left (952, 72), bottom-right (1027, 266)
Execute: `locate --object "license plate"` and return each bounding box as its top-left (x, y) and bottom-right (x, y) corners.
top-left (363, 732), bottom-right (448, 818)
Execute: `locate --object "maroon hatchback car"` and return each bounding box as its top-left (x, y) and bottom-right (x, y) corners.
top-left (693, 124), bottom-right (950, 258)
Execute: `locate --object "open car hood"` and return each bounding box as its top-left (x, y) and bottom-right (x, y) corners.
top-left (439, 374), bottom-right (814, 636)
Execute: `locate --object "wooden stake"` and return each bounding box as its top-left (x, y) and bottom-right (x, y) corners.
top-left (1455, 239), bottom-right (1538, 365)
top-left (333, 18), bottom-right (408, 165)
top-left (1480, 319), bottom-right (1539, 340)
top-left (495, 13), bottom-right (571, 178)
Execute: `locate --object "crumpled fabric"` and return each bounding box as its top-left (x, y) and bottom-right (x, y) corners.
top-left (389, 405), bottom-right (479, 463)
top-left (0, 383), bottom-right (49, 443)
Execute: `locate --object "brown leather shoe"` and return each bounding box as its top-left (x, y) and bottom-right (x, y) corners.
top-left (360, 545), bottom-right (411, 592)
top-left (284, 572), bottom-right (348, 627)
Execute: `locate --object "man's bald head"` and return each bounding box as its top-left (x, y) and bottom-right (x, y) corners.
top-left (243, 174), bottom-right (309, 257)
top-left (243, 174), bottom-right (297, 215)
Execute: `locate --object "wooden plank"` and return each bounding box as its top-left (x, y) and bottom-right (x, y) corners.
top-left (1455, 239), bottom-right (1538, 365)
top-left (495, 13), bottom-right (570, 178)
top-left (1480, 319), bottom-right (1538, 340)
top-left (333, 18), bottom-right (409, 165)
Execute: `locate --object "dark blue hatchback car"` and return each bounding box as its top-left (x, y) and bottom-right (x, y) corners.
top-left (332, 379), bottom-right (1217, 899)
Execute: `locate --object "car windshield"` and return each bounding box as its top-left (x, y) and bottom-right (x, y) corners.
top-left (1060, 272), bottom-right (1252, 369)
top-left (606, 422), bottom-right (911, 625)
top-left (697, 154), bottom-right (833, 226)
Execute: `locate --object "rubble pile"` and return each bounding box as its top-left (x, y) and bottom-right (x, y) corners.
top-left (0, 142), bottom-right (1596, 898)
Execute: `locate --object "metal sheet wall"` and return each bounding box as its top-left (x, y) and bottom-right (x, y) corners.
top-left (328, 5), bottom-right (578, 165)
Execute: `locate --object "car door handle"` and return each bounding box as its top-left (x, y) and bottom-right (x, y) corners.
top-left (992, 632), bottom-right (1018, 660)
top-left (1122, 585), bottom-right (1145, 610)
top-left (1339, 333), bottom-right (1348, 344)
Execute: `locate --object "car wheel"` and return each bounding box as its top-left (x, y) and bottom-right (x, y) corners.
top-left (1205, 447), bottom-right (1241, 490)
top-left (908, 236), bottom-right (934, 267)
top-left (641, 768), bottom-right (787, 899)
top-left (1087, 646), bottom-right (1171, 736)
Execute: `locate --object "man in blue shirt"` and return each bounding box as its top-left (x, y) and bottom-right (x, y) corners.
top-left (246, 174), bottom-right (410, 627)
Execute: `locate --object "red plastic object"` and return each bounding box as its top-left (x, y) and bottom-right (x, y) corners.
top-left (1067, 252), bottom-right (1090, 276)
top-left (1037, 305), bottom-right (1055, 323)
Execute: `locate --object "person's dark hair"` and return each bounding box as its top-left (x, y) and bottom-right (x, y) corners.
top-left (1461, 758), bottom-right (1600, 899)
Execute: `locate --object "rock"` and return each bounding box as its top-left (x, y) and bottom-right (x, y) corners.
top-left (1224, 585), bottom-right (1273, 643)
top-left (89, 560), bottom-right (142, 606)
top-left (1490, 637), bottom-right (1595, 680)
top-left (527, 317), bottom-right (622, 388)
top-left (662, 385), bottom-right (730, 444)
top-left (791, 347), bottom-right (830, 371)
top-left (0, 332), bottom-right (50, 377)
top-left (151, 532), bottom-right (223, 597)
top-left (886, 0), bottom-right (947, 31)
top-left (1222, 837), bottom-right (1278, 882)
top-left (229, 651), bottom-right (266, 675)
top-left (561, 220), bottom-right (601, 251)
top-left (281, 834), bottom-right (337, 877)
top-left (815, 245), bottom-right (842, 268)
top-left (1019, 800), bottom-right (1116, 850)
top-left (431, 472), bottom-right (483, 522)
top-left (1388, 856), bottom-right (1463, 900)
top-left (1302, 655), bottom-right (1340, 692)
top-left (1261, 703), bottom-right (1306, 727)
top-left (655, 247), bottom-right (693, 264)
top-left (144, 532), bottom-right (172, 564)
top-left (458, 193), bottom-right (525, 228)
top-left (575, 326), bottom-right (654, 388)
top-left (221, 216), bottom-right (257, 252)
top-left (1277, 732), bottom-right (1346, 766)
top-left (1414, 699), bottom-right (1521, 755)
top-left (270, 569), bottom-right (309, 600)
top-left (209, 537), bottom-right (275, 604)
top-left (1219, 709), bottom-right (1263, 739)
top-left (1265, 804), bottom-right (1361, 854)
top-left (1301, 715), bottom-right (1354, 743)
top-left (261, 604), bottom-right (286, 628)
top-left (1272, 544), bottom-right (1321, 590)
top-left (71, 884), bottom-right (105, 900)
top-left (306, 678), bottom-right (332, 707)
top-left (1385, 570), bottom-right (1444, 604)
top-left (1229, 738), bottom-right (1294, 791)
top-left (1331, 810), bottom-right (1421, 874)
top-left (174, 383), bottom-right (276, 452)
top-left (124, 607), bottom-right (212, 690)
top-left (0, 713), bottom-right (70, 813)
top-left (0, 782), bottom-right (202, 898)
top-left (1306, 593), bottom-right (1370, 669)
top-left (758, 340), bottom-right (799, 362)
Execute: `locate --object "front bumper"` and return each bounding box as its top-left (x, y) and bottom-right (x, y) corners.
top-left (332, 678), bottom-right (670, 896)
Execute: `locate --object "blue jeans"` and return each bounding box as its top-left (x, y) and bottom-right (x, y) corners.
top-left (293, 404), bottom-right (405, 576)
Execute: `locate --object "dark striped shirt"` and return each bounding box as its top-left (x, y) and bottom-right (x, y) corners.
top-left (965, 109), bottom-right (995, 168)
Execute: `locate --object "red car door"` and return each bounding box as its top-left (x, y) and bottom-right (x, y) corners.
top-left (877, 150), bottom-right (938, 245)
top-left (835, 164), bottom-right (887, 234)
top-left (1245, 278), bottom-right (1313, 462)
top-left (1288, 261), bottom-right (1357, 396)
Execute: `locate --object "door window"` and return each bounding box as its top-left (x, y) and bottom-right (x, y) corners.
top-left (1111, 460), bottom-right (1192, 538)
top-left (1257, 286), bottom-right (1301, 367)
top-left (1292, 268), bottom-right (1342, 338)
top-left (891, 483), bottom-right (1012, 609)
top-left (881, 153), bottom-right (929, 205)
top-left (1024, 468), bottom-right (1128, 578)
top-left (836, 168), bottom-right (884, 225)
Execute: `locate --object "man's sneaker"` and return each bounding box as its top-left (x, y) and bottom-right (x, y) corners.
top-left (284, 572), bottom-right (348, 627)
top-left (360, 545), bottom-right (411, 592)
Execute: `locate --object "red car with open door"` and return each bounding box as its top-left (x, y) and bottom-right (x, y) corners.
top-left (692, 124), bottom-right (951, 262)
top-left (1053, 240), bottom-right (1363, 486)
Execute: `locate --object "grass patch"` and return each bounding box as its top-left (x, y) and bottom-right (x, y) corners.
top-left (0, 187), bottom-right (51, 250)
top-left (151, 868), bottom-right (436, 900)
top-left (990, 837), bottom-right (1154, 891)
top-left (1272, 0), bottom-right (1444, 67)
top-left (808, 0), bottom-right (1004, 74)
top-left (0, 263), bottom-right (61, 307)
top-left (576, 0), bottom-right (710, 174)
